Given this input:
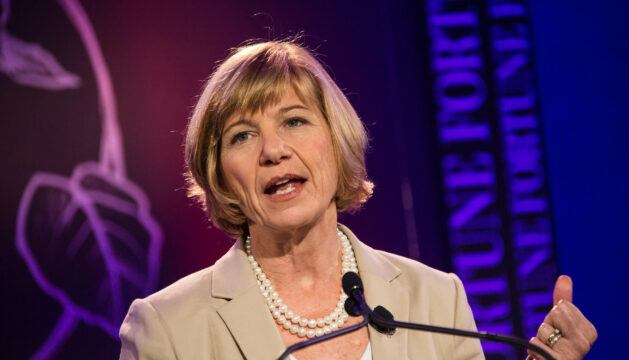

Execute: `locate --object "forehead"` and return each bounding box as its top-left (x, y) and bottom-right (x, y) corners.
top-left (222, 87), bottom-right (315, 129)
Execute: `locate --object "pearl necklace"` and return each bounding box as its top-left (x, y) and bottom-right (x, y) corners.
top-left (245, 228), bottom-right (358, 338)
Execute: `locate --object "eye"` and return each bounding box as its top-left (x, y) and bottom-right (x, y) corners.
top-left (231, 132), bottom-right (252, 144)
top-left (286, 117), bottom-right (306, 127)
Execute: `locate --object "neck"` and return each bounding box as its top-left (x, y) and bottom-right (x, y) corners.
top-left (247, 204), bottom-right (340, 285)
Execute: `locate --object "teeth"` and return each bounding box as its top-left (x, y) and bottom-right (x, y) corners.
top-left (274, 185), bottom-right (296, 195)
top-left (275, 179), bottom-right (290, 186)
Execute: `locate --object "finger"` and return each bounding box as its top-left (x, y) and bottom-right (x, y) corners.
top-left (536, 322), bottom-right (569, 356)
top-left (526, 337), bottom-right (541, 360)
top-left (553, 275), bottom-right (573, 305)
top-left (558, 300), bottom-right (598, 344)
top-left (544, 299), bottom-right (597, 348)
top-left (544, 301), bottom-right (578, 338)
top-left (528, 336), bottom-right (558, 360)
top-left (536, 322), bottom-right (556, 343)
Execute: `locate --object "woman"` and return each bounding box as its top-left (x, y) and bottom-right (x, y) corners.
top-left (119, 40), bottom-right (596, 360)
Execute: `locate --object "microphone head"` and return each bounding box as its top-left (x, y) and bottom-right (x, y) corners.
top-left (342, 272), bottom-right (363, 296)
top-left (374, 305), bottom-right (394, 320)
top-left (344, 297), bottom-right (362, 317)
top-left (372, 305), bottom-right (396, 335)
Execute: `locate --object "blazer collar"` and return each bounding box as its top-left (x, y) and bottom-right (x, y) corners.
top-left (211, 225), bottom-right (411, 359)
top-left (339, 224), bottom-right (410, 360)
top-left (211, 239), bottom-right (286, 360)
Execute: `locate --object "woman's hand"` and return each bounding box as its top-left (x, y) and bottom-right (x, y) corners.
top-left (527, 275), bottom-right (597, 360)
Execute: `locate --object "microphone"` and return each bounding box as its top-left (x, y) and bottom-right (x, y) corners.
top-left (341, 272), bottom-right (555, 360)
top-left (276, 274), bottom-right (370, 360)
top-left (342, 269), bottom-right (363, 296)
top-left (342, 272), bottom-right (395, 335)
top-left (276, 271), bottom-right (379, 360)
top-left (372, 306), bottom-right (395, 335)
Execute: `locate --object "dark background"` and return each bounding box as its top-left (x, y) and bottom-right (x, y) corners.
top-left (0, 0), bottom-right (626, 358)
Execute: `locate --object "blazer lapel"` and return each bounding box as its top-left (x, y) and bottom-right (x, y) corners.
top-left (340, 224), bottom-right (410, 360)
top-left (212, 240), bottom-right (286, 360)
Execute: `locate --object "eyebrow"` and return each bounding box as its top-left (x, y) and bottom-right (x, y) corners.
top-left (222, 119), bottom-right (255, 137)
top-left (222, 105), bottom-right (310, 136)
top-left (278, 105), bottom-right (309, 114)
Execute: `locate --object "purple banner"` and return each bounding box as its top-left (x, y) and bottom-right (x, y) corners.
top-left (425, 0), bottom-right (557, 358)
top-left (487, 0), bottom-right (557, 339)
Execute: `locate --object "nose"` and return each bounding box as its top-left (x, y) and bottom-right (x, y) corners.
top-left (259, 132), bottom-right (292, 166)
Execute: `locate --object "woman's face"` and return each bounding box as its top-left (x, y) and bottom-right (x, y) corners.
top-left (220, 87), bottom-right (338, 232)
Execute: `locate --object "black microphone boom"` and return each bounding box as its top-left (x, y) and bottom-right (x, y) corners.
top-left (341, 272), bottom-right (555, 360)
top-left (276, 272), bottom-right (372, 360)
top-left (276, 314), bottom-right (368, 360)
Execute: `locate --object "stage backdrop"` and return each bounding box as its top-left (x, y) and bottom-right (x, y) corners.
top-left (2, 0), bottom-right (624, 359)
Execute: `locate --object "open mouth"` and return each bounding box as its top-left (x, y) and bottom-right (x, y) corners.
top-left (264, 175), bottom-right (306, 196)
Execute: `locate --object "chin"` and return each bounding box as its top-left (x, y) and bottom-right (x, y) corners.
top-left (263, 206), bottom-right (327, 232)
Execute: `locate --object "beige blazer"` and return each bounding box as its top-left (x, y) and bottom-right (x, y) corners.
top-left (119, 225), bottom-right (485, 359)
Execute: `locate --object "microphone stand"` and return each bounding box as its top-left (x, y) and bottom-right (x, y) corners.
top-left (276, 314), bottom-right (369, 360)
top-left (277, 271), bottom-right (555, 360)
top-left (367, 309), bottom-right (555, 360)
top-left (342, 272), bottom-right (555, 360)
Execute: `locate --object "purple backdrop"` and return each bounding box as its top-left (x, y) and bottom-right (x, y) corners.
top-left (0, 0), bottom-right (583, 359)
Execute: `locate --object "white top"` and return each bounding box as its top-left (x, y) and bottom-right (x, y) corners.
top-left (288, 341), bottom-right (372, 360)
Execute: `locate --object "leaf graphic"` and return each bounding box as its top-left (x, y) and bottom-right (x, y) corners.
top-left (16, 162), bottom-right (163, 337)
top-left (0, 31), bottom-right (81, 90)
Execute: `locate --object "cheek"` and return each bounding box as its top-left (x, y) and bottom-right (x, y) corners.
top-left (324, 144), bottom-right (337, 176)
top-left (326, 156), bottom-right (339, 193)
top-left (220, 154), bottom-right (253, 198)
top-left (315, 137), bottom-right (339, 192)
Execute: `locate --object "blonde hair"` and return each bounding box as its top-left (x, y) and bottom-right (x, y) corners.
top-left (185, 39), bottom-right (373, 238)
